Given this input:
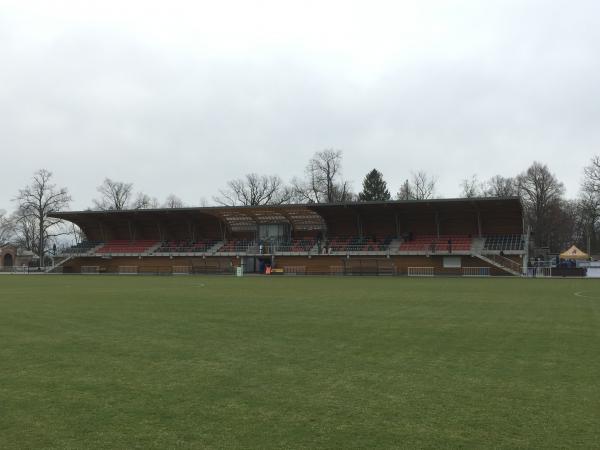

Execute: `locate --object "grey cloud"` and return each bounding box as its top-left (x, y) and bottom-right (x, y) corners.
top-left (1, 1), bottom-right (600, 211)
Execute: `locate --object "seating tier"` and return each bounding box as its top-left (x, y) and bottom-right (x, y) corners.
top-left (64, 241), bottom-right (101, 254)
top-left (156, 239), bottom-right (219, 253)
top-left (96, 240), bottom-right (158, 254)
top-left (327, 235), bottom-right (392, 252)
top-left (277, 238), bottom-right (316, 252)
top-left (219, 239), bottom-right (253, 252)
top-left (399, 235), bottom-right (472, 252)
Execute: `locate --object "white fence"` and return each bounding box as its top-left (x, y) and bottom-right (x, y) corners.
top-left (172, 265), bottom-right (191, 275)
top-left (283, 265), bottom-right (306, 275)
top-left (118, 266), bottom-right (139, 275)
top-left (408, 267), bottom-right (434, 277)
top-left (463, 267), bottom-right (490, 277)
top-left (81, 266), bottom-right (100, 274)
top-left (527, 267), bottom-right (552, 278)
top-left (0, 266), bottom-right (52, 273)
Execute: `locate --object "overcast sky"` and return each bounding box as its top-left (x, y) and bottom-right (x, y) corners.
top-left (1, 0), bottom-right (599, 211)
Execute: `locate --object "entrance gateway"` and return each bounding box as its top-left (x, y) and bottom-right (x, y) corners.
top-left (252, 223), bottom-right (287, 273)
top-left (3, 253), bottom-right (13, 267)
top-left (0, 245), bottom-right (18, 269)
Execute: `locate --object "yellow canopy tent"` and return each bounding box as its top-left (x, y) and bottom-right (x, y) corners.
top-left (559, 245), bottom-right (589, 260)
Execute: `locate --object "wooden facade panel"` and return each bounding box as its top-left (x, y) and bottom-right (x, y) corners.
top-left (64, 254), bottom-right (520, 277)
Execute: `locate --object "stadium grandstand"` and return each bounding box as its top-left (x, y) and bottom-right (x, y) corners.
top-left (50, 197), bottom-right (527, 276)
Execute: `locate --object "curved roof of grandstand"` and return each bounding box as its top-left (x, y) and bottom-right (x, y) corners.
top-left (51, 197), bottom-right (523, 236)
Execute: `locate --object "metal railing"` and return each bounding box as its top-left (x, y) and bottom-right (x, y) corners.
top-left (463, 267), bottom-right (490, 277)
top-left (408, 267), bottom-right (435, 277)
top-left (483, 253), bottom-right (522, 274)
top-left (527, 267), bottom-right (552, 278)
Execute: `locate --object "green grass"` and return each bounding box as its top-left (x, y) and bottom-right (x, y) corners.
top-left (0, 275), bottom-right (599, 449)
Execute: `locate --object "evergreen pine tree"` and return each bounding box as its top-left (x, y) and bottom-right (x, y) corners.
top-left (358, 169), bottom-right (391, 201)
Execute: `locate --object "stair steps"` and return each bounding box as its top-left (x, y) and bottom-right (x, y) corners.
top-left (474, 253), bottom-right (521, 276)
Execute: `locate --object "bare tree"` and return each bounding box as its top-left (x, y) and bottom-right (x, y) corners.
top-left (132, 193), bottom-right (159, 210)
top-left (396, 179), bottom-right (414, 200)
top-left (460, 175), bottom-right (483, 198)
top-left (582, 155), bottom-right (600, 195)
top-left (549, 198), bottom-right (581, 252)
top-left (412, 171), bottom-right (437, 200)
top-left (163, 194), bottom-right (185, 208)
top-left (577, 156), bottom-right (600, 253)
top-left (292, 149), bottom-right (353, 203)
top-left (567, 195), bottom-right (594, 253)
top-left (517, 162), bottom-right (565, 249)
top-left (215, 173), bottom-right (292, 206)
top-left (12, 210), bottom-right (39, 252)
top-left (396, 171), bottom-right (437, 200)
top-left (0, 210), bottom-right (15, 245)
top-left (92, 178), bottom-right (159, 210)
top-left (483, 175), bottom-right (518, 197)
top-left (67, 222), bottom-right (86, 245)
top-left (13, 169), bottom-right (72, 268)
top-left (93, 178), bottom-right (133, 210)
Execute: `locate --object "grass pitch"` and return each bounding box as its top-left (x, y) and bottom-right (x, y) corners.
top-left (0, 275), bottom-right (599, 449)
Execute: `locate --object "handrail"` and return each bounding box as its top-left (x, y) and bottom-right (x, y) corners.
top-left (483, 253), bottom-right (521, 273)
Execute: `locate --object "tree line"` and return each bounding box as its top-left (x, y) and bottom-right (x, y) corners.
top-left (2, 150), bottom-right (600, 267)
top-left (215, 151), bottom-right (600, 257)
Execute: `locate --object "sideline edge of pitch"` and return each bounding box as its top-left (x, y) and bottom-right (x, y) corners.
top-left (574, 291), bottom-right (600, 299)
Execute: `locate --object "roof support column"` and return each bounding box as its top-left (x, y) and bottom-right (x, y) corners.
top-left (477, 211), bottom-right (482, 237)
top-left (187, 220), bottom-right (194, 241)
top-left (128, 220), bottom-right (135, 241)
top-left (435, 212), bottom-right (440, 237)
top-left (99, 222), bottom-right (106, 241)
top-left (157, 222), bottom-right (164, 241)
top-left (219, 221), bottom-right (226, 241)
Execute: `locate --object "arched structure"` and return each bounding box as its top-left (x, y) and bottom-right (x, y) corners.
top-left (3, 253), bottom-right (13, 267)
top-left (0, 245), bottom-right (17, 269)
